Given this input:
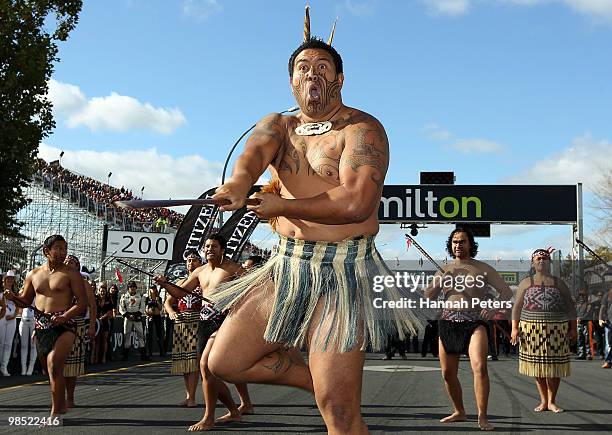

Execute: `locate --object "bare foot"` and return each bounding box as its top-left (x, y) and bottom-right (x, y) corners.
top-left (187, 418), bottom-right (214, 432)
top-left (216, 411), bottom-right (241, 423)
top-left (178, 399), bottom-right (197, 407)
top-left (440, 411), bottom-right (467, 423)
top-left (534, 403), bottom-right (548, 412)
top-left (478, 416), bottom-right (494, 431)
top-left (51, 408), bottom-right (67, 416)
top-left (238, 404), bottom-right (255, 415)
top-left (548, 403), bottom-right (564, 413)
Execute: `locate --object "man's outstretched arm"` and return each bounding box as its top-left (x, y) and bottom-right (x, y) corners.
top-left (213, 113), bottom-right (285, 211)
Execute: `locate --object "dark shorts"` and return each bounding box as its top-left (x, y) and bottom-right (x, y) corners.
top-left (34, 327), bottom-right (75, 359)
top-left (438, 320), bottom-right (487, 355)
top-left (196, 319), bottom-right (221, 354)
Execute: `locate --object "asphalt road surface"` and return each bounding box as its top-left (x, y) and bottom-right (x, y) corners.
top-left (0, 354), bottom-right (610, 434)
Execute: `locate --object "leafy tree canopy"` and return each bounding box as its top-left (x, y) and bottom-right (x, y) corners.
top-left (0, 0), bottom-right (82, 237)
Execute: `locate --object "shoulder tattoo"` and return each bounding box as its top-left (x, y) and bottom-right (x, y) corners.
top-left (250, 116), bottom-right (284, 143)
top-left (342, 125), bottom-right (388, 187)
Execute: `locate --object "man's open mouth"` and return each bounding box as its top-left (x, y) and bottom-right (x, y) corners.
top-left (308, 85), bottom-right (320, 100)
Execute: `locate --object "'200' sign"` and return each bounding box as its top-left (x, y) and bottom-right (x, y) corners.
top-left (106, 230), bottom-right (175, 260)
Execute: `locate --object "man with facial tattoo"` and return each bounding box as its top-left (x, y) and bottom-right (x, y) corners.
top-left (206, 7), bottom-right (423, 434)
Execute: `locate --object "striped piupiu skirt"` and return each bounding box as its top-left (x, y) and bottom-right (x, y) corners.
top-left (64, 317), bottom-right (86, 377)
top-left (519, 310), bottom-right (570, 378)
top-left (171, 311), bottom-right (200, 375)
top-left (211, 235), bottom-right (424, 353)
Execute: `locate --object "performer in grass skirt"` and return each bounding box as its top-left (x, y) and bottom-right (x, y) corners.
top-left (165, 249), bottom-right (203, 408)
top-left (511, 248), bottom-right (577, 413)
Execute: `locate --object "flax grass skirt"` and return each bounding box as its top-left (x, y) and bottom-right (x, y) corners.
top-left (63, 317), bottom-right (86, 377)
top-left (211, 235), bottom-right (425, 353)
top-left (519, 319), bottom-right (570, 378)
top-left (171, 311), bottom-right (200, 375)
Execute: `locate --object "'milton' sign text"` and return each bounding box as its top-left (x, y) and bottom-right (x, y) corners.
top-left (379, 185), bottom-right (577, 223)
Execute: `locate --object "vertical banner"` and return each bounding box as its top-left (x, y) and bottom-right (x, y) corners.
top-left (165, 187), bottom-right (219, 279)
top-left (218, 209), bottom-right (260, 262)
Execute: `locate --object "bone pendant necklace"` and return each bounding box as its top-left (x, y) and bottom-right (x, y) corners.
top-left (295, 106), bottom-right (342, 136)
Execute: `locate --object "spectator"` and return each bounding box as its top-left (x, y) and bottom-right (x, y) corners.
top-left (108, 283), bottom-right (119, 313)
top-left (0, 271), bottom-right (18, 376)
top-left (17, 300), bottom-right (37, 375)
top-left (599, 287), bottom-right (612, 369)
top-left (96, 283), bottom-right (115, 364)
top-left (591, 290), bottom-right (605, 359)
top-left (118, 281), bottom-right (149, 361)
top-left (575, 287), bottom-right (592, 360)
top-left (145, 285), bottom-right (165, 357)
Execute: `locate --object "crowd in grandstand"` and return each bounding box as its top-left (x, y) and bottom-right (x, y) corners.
top-left (34, 158), bottom-right (276, 257)
top-left (36, 158), bottom-right (183, 230)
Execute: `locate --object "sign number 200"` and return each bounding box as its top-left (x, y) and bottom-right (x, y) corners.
top-left (121, 236), bottom-right (169, 256)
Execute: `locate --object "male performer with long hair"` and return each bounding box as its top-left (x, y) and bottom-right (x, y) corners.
top-left (424, 228), bottom-right (513, 431)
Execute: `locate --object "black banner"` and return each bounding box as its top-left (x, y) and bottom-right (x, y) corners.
top-left (165, 187), bottom-right (219, 279)
top-left (378, 185), bottom-right (577, 223)
top-left (218, 209), bottom-right (260, 262)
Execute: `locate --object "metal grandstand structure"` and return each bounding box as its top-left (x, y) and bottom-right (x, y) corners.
top-left (0, 172), bottom-right (166, 288)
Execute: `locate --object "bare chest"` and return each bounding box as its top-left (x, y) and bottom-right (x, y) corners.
top-left (444, 264), bottom-right (488, 296)
top-left (198, 266), bottom-right (234, 292)
top-left (275, 129), bottom-right (345, 183)
top-left (32, 272), bottom-right (72, 298)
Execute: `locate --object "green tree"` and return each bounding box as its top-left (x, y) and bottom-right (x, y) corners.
top-left (0, 0), bottom-right (82, 237)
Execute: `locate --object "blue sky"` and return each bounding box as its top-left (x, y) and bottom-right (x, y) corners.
top-left (39, 0), bottom-right (612, 262)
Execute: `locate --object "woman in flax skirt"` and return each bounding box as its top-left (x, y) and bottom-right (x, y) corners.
top-left (511, 248), bottom-right (577, 413)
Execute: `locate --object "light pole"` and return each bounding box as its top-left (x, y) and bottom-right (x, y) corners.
top-left (107, 172), bottom-right (112, 185)
top-left (59, 150), bottom-right (65, 166)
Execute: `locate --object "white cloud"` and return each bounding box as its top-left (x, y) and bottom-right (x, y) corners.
top-left (426, 0), bottom-right (612, 23)
top-left (38, 143), bottom-right (222, 205)
top-left (424, 122), bottom-right (452, 141)
top-left (505, 133), bottom-right (612, 187)
top-left (344, 0), bottom-right (378, 16)
top-left (182, 0), bottom-right (222, 21)
top-left (449, 138), bottom-right (505, 154)
top-left (48, 79), bottom-right (186, 134)
top-left (422, 0), bottom-right (471, 16)
top-left (424, 122), bottom-right (505, 154)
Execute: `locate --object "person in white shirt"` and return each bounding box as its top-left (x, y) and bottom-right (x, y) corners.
top-left (0, 270), bottom-right (18, 376)
top-left (18, 300), bottom-right (37, 375)
top-left (119, 281), bottom-right (148, 361)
